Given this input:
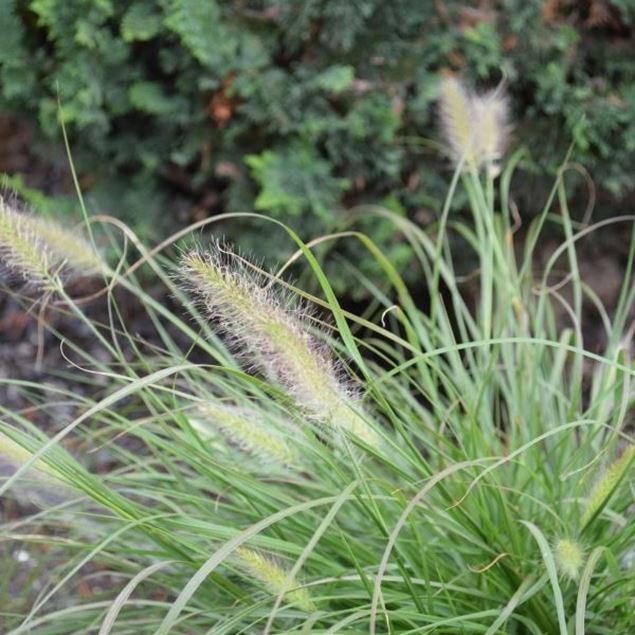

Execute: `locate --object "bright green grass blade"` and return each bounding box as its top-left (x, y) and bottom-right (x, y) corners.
top-left (575, 547), bottom-right (605, 635)
top-left (521, 521), bottom-right (567, 635)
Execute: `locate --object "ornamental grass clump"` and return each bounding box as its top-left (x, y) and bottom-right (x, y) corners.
top-left (1, 125), bottom-right (634, 633)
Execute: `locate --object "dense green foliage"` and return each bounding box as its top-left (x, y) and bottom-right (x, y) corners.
top-left (1, 0), bottom-right (634, 293)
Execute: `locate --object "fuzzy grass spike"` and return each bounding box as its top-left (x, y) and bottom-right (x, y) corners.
top-left (236, 547), bottom-right (314, 612)
top-left (0, 197), bottom-right (102, 287)
top-left (554, 538), bottom-right (584, 581)
top-left (0, 200), bottom-right (51, 285)
top-left (195, 402), bottom-right (297, 466)
top-left (473, 89), bottom-right (510, 176)
top-left (438, 76), bottom-right (479, 170)
top-left (0, 431), bottom-right (76, 506)
top-left (438, 76), bottom-right (510, 174)
top-left (180, 246), bottom-right (380, 448)
top-left (582, 445), bottom-right (635, 528)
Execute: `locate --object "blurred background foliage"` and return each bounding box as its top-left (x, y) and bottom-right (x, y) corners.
top-left (0, 0), bottom-right (634, 296)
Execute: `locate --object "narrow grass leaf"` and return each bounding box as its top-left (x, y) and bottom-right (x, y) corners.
top-left (575, 547), bottom-right (605, 635)
top-left (521, 521), bottom-right (567, 635)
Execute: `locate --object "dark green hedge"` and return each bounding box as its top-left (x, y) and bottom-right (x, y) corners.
top-left (1, 0), bottom-right (634, 293)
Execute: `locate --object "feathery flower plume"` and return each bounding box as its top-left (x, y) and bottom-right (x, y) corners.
top-left (438, 76), bottom-right (510, 174)
top-left (438, 75), bottom-right (479, 170)
top-left (0, 432), bottom-right (56, 476)
top-left (235, 547), bottom-right (314, 612)
top-left (180, 246), bottom-right (380, 448)
top-left (194, 402), bottom-right (297, 466)
top-left (554, 538), bottom-right (584, 581)
top-left (0, 431), bottom-right (76, 506)
top-left (472, 88), bottom-right (510, 177)
top-left (582, 445), bottom-right (634, 528)
top-left (0, 197), bottom-right (102, 288)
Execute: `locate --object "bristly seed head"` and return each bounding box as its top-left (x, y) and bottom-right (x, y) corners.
top-left (554, 538), bottom-right (584, 581)
top-left (582, 445), bottom-right (634, 528)
top-left (193, 402), bottom-right (298, 466)
top-left (472, 89), bottom-right (510, 177)
top-left (0, 432), bottom-right (70, 489)
top-left (0, 197), bottom-right (102, 289)
top-left (438, 75), bottom-right (510, 175)
top-left (438, 76), bottom-right (479, 170)
top-left (235, 547), bottom-right (315, 612)
top-left (0, 431), bottom-right (76, 507)
top-left (180, 244), bottom-right (380, 448)
top-left (0, 432), bottom-right (57, 478)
